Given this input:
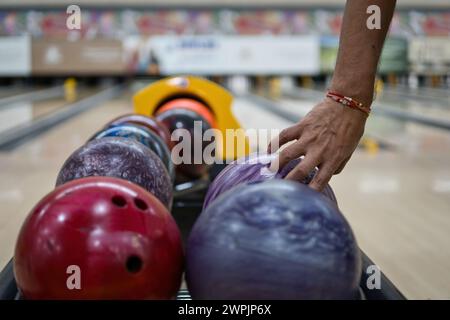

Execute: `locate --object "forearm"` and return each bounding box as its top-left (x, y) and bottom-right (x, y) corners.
top-left (330, 0), bottom-right (396, 107)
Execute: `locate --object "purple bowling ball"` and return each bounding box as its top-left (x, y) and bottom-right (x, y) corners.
top-left (187, 180), bottom-right (361, 300)
top-left (89, 123), bottom-right (175, 183)
top-left (56, 137), bottom-right (173, 209)
top-left (203, 153), bottom-right (337, 209)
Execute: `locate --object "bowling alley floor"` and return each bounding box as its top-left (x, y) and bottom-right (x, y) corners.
top-left (0, 91), bottom-right (132, 272)
top-left (1, 84), bottom-right (450, 299)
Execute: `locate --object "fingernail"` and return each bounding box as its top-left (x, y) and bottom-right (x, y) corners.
top-left (269, 156), bottom-right (279, 173)
top-left (268, 137), bottom-right (280, 154)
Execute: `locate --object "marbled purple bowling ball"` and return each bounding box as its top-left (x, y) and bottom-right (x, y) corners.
top-left (89, 124), bottom-right (175, 183)
top-left (56, 137), bottom-right (173, 209)
top-left (187, 180), bottom-right (361, 300)
top-left (203, 153), bottom-right (337, 209)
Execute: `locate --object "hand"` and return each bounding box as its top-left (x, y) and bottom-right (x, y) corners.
top-left (268, 97), bottom-right (367, 191)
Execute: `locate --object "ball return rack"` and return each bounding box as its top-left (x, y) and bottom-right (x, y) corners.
top-left (0, 164), bottom-right (405, 300)
top-left (0, 77), bottom-right (406, 300)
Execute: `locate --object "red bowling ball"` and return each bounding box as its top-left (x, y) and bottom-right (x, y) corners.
top-left (14, 176), bottom-right (184, 300)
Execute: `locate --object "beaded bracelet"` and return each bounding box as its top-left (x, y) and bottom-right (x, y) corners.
top-left (326, 91), bottom-right (371, 116)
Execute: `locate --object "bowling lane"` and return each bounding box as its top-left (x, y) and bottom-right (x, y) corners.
top-left (0, 84), bottom-right (47, 100)
top-left (231, 96), bottom-right (293, 152)
top-left (285, 84), bottom-right (450, 129)
top-left (278, 93), bottom-right (450, 153)
top-left (375, 87), bottom-right (450, 125)
top-left (262, 93), bottom-right (450, 299)
top-left (383, 84), bottom-right (450, 107)
top-left (0, 91), bottom-right (133, 270)
top-left (0, 88), bottom-right (99, 135)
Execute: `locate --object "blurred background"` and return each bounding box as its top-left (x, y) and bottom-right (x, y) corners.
top-left (0, 0), bottom-right (449, 80)
top-left (0, 0), bottom-right (449, 299)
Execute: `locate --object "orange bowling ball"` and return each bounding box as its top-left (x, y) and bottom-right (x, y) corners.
top-left (156, 98), bottom-right (217, 129)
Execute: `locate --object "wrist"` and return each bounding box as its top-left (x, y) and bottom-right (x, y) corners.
top-left (329, 75), bottom-right (375, 107)
top-left (326, 91), bottom-right (371, 116)
top-left (325, 97), bottom-right (368, 124)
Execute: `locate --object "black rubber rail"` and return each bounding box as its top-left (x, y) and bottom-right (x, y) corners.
top-left (0, 85), bottom-right (123, 151)
top-left (360, 251), bottom-right (407, 300)
top-left (0, 259), bottom-right (16, 300)
top-left (0, 86), bottom-right (64, 109)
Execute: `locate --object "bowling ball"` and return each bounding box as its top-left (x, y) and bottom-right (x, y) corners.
top-left (203, 153), bottom-right (337, 209)
top-left (14, 176), bottom-right (184, 299)
top-left (156, 108), bottom-right (213, 179)
top-left (105, 113), bottom-right (172, 148)
top-left (56, 137), bottom-right (173, 209)
top-left (187, 180), bottom-right (361, 300)
top-left (90, 124), bottom-right (175, 182)
top-left (157, 98), bottom-right (217, 129)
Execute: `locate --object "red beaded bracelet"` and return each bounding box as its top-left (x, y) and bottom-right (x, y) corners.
top-left (326, 91), bottom-right (371, 116)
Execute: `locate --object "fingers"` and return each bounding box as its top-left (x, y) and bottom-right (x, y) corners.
top-left (309, 163), bottom-right (336, 192)
top-left (270, 141), bottom-right (306, 172)
top-left (285, 153), bottom-right (319, 182)
top-left (334, 155), bottom-right (351, 174)
top-left (267, 124), bottom-right (302, 154)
